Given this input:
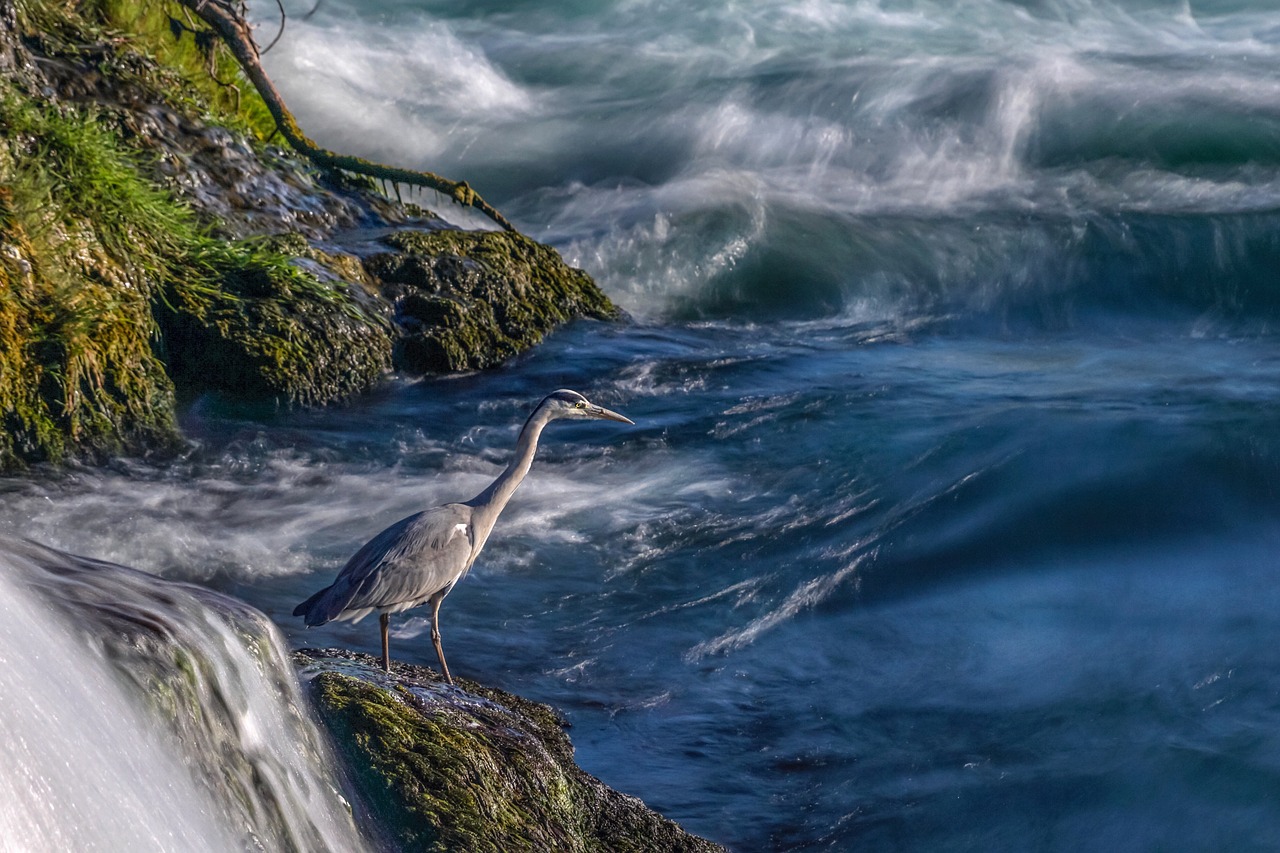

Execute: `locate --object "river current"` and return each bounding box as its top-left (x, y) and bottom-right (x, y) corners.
top-left (5, 0), bottom-right (1280, 849)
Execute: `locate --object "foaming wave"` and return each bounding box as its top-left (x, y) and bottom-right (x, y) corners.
top-left (262, 13), bottom-right (536, 168)
top-left (690, 99), bottom-right (853, 183)
top-left (550, 170), bottom-right (769, 319)
top-left (258, 0), bottom-right (1280, 326)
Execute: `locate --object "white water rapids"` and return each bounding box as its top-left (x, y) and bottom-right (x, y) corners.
top-left (0, 539), bottom-right (369, 853)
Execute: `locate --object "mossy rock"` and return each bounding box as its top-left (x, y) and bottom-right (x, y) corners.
top-left (157, 243), bottom-right (392, 406)
top-left (366, 229), bottom-right (621, 374)
top-left (299, 649), bottom-right (723, 853)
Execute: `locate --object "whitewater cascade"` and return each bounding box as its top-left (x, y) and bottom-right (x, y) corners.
top-left (0, 538), bottom-right (369, 852)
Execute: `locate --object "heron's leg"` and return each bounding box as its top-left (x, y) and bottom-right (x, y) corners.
top-left (429, 594), bottom-right (454, 685)
top-left (379, 612), bottom-right (390, 673)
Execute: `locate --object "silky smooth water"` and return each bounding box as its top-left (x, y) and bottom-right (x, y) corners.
top-left (6, 0), bottom-right (1280, 849)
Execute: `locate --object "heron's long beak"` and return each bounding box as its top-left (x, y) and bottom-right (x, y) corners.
top-left (590, 404), bottom-right (634, 425)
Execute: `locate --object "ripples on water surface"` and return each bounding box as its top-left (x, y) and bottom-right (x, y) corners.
top-left (7, 0), bottom-right (1280, 849)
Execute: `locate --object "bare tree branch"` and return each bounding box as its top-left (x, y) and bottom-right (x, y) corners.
top-left (174, 0), bottom-right (514, 231)
top-left (260, 0), bottom-right (286, 55)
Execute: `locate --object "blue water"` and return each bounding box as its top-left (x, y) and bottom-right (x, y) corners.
top-left (7, 0), bottom-right (1280, 849)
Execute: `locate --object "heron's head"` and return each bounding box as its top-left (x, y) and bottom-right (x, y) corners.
top-left (541, 389), bottom-right (634, 424)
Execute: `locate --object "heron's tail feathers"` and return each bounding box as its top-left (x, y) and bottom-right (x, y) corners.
top-left (293, 585), bottom-right (337, 626)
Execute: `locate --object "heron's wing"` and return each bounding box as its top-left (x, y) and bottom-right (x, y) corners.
top-left (295, 504), bottom-right (474, 625)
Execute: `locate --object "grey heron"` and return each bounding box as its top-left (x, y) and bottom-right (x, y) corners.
top-left (292, 389), bottom-right (633, 682)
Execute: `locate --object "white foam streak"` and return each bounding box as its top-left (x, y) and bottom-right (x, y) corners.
top-left (0, 454), bottom-right (487, 581)
top-left (516, 461), bottom-right (722, 533)
top-left (0, 438), bottom-right (721, 591)
top-left (686, 550), bottom-right (872, 660)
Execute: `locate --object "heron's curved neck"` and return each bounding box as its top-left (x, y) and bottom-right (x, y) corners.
top-left (466, 408), bottom-right (552, 525)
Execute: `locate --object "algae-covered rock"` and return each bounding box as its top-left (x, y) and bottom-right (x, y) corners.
top-left (156, 239), bottom-right (392, 406)
top-left (367, 229), bottom-right (621, 374)
top-left (297, 648), bottom-right (723, 853)
top-left (0, 100), bottom-right (182, 467)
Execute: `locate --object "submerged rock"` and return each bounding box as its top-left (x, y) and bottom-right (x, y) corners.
top-left (297, 648), bottom-right (724, 853)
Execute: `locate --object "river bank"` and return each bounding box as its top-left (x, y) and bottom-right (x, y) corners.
top-left (1, 0), bottom-right (616, 470)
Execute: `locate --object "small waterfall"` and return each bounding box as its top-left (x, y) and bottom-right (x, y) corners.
top-left (0, 538), bottom-right (370, 852)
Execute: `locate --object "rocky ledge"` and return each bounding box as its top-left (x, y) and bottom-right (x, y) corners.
top-left (297, 648), bottom-right (723, 853)
top-left (8, 538), bottom-right (722, 852)
top-left (0, 0), bottom-right (619, 470)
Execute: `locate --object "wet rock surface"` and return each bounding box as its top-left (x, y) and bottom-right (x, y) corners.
top-left (370, 228), bottom-right (621, 373)
top-left (297, 648), bottom-right (724, 853)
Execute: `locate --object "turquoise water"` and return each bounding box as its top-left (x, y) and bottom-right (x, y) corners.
top-left (6, 0), bottom-right (1280, 849)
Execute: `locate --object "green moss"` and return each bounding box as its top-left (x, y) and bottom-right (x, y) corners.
top-left (0, 75), bottom-right (388, 467)
top-left (0, 210), bottom-right (63, 467)
top-left (314, 672), bottom-right (583, 853)
top-left (384, 229), bottom-right (617, 316)
top-left (2, 87), bottom-right (188, 289)
top-left (370, 229), bottom-right (620, 374)
top-left (0, 87), bottom-right (180, 465)
top-left (93, 0), bottom-right (276, 137)
top-left (159, 238), bottom-right (391, 406)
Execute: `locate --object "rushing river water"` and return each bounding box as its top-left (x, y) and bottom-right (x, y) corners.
top-left (6, 0), bottom-right (1280, 849)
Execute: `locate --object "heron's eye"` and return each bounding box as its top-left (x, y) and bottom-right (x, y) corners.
top-left (575, 401), bottom-right (586, 408)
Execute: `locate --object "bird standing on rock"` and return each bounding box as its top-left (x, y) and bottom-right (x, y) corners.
top-left (293, 390), bottom-right (634, 683)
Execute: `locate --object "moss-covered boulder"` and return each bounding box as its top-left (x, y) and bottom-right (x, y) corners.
top-left (367, 229), bottom-right (621, 374)
top-left (155, 238), bottom-right (392, 405)
top-left (297, 648), bottom-right (723, 853)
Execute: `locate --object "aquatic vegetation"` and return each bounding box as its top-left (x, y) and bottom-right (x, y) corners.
top-left (0, 89), bottom-right (182, 466)
top-left (157, 236), bottom-right (392, 406)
